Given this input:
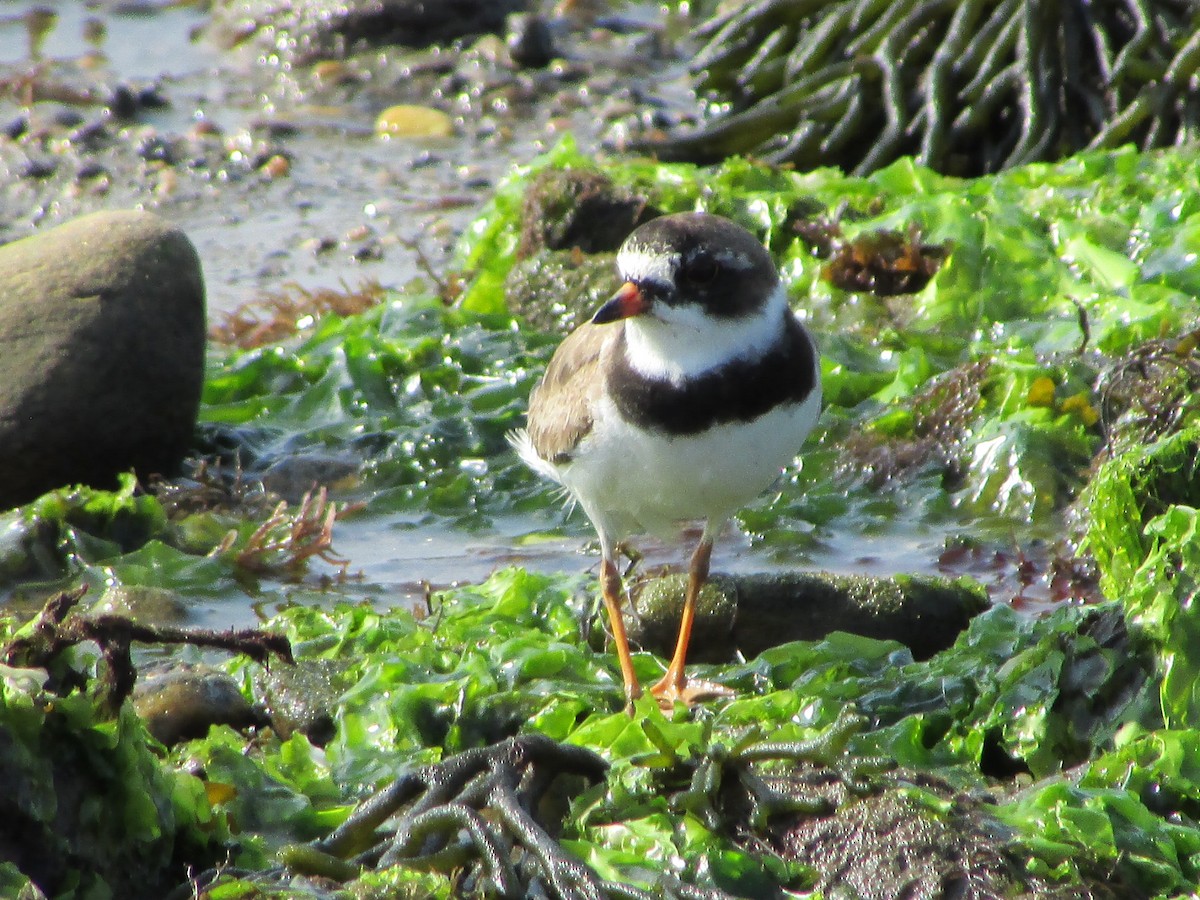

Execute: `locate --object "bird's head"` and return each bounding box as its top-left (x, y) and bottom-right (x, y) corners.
top-left (591, 211), bottom-right (780, 329)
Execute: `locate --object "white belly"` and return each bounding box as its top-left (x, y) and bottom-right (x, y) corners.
top-left (559, 386), bottom-right (821, 541)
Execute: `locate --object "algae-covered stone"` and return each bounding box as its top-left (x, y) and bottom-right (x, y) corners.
top-left (775, 780), bottom-right (1022, 898)
top-left (255, 657), bottom-right (352, 746)
top-left (627, 570), bottom-right (987, 663)
top-left (0, 677), bottom-right (222, 897)
top-left (0, 210), bottom-right (206, 509)
top-left (504, 170), bottom-right (663, 333)
top-left (504, 249), bottom-right (619, 334)
top-left (517, 168), bottom-right (658, 259)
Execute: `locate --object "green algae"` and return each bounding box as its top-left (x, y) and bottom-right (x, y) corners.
top-left (461, 140), bottom-right (1200, 540)
top-left (1081, 427), bottom-right (1200, 730)
top-left (0, 668), bottom-right (226, 899)
top-left (3, 141), bottom-right (1200, 896)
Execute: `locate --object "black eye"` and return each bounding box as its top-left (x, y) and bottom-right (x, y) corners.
top-left (683, 253), bottom-right (718, 285)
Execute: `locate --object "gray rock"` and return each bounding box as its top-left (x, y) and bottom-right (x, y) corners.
top-left (133, 665), bottom-right (265, 746)
top-left (209, 0), bottom-right (527, 64)
top-left (0, 209), bottom-right (205, 509)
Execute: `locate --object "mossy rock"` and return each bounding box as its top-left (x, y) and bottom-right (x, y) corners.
top-left (626, 570), bottom-right (988, 663)
top-left (0, 681), bottom-right (221, 898)
top-left (504, 249), bottom-right (619, 334)
top-left (516, 167), bottom-right (658, 260)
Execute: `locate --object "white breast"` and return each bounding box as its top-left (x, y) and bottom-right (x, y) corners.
top-left (558, 371), bottom-right (822, 545)
top-left (624, 283), bottom-right (791, 382)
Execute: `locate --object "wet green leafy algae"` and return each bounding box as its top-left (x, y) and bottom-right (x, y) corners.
top-left (5, 141), bottom-right (1200, 896)
top-left (0, 669), bottom-right (226, 899)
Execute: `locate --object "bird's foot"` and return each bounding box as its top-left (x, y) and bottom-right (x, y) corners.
top-left (648, 672), bottom-right (734, 711)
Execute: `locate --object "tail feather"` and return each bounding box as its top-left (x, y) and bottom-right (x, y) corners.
top-left (507, 427), bottom-right (565, 487)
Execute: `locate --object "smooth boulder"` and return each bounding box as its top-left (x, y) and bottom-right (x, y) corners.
top-left (208, 0), bottom-right (527, 64)
top-left (0, 210), bottom-right (205, 509)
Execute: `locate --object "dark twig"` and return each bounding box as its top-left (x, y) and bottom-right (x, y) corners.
top-left (3, 587), bottom-right (293, 714)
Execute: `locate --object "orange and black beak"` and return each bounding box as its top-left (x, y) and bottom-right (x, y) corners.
top-left (592, 281), bottom-right (649, 324)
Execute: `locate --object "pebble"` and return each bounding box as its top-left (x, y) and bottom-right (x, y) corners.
top-left (375, 104), bottom-right (455, 139)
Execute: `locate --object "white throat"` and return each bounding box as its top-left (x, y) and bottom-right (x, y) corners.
top-left (622, 282), bottom-right (790, 382)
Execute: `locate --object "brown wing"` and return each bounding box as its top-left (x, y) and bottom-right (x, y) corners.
top-left (526, 323), bottom-right (615, 464)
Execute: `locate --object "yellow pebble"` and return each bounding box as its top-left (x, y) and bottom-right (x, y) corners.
top-left (374, 104), bottom-right (454, 139)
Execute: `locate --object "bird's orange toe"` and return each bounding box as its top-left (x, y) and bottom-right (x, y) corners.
top-left (648, 672), bottom-right (735, 711)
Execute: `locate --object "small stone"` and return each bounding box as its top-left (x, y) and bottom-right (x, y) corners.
top-left (137, 134), bottom-right (175, 163)
top-left (133, 666), bottom-right (265, 746)
top-left (20, 158), bottom-right (56, 179)
top-left (51, 108), bottom-right (85, 129)
top-left (410, 150), bottom-right (442, 168)
top-left (260, 153), bottom-right (291, 178)
top-left (154, 166), bottom-right (180, 196)
top-left (75, 160), bottom-right (107, 180)
top-left (137, 84), bottom-right (169, 109)
top-left (301, 236), bottom-right (337, 255)
top-left (92, 585), bottom-right (190, 624)
top-left (3, 115), bottom-right (28, 140)
top-left (351, 239), bottom-right (384, 261)
top-left (506, 14), bottom-right (555, 69)
top-left (311, 60), bottom-right (348, 83)
top-left (67, 119), bottom-right (109, 150)
top-left (375, 104), bottom-right (455, 139)
top-left (188, 118), bottom-right (222, 139)
top-left (107, 84), bottom-right (139, 119)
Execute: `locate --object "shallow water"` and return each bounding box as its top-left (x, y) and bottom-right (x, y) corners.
top-left (1, 2), bottom-right (215, 77)
top-left (0, 0), bottom-right (506, 313)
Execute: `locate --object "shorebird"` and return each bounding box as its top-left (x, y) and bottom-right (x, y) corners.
top-left (510, 211), bottom-right (821, 708)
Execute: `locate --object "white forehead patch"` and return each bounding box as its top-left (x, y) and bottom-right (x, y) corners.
top-left (617, 245), bottom-right (676, 284)
top-left (618, 242), bottom-right (759, 285)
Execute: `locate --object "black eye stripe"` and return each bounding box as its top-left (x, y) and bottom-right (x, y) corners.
top-left (618, 213), bottom-right (781, 316)
top-left (681, 253), bottom-right (719, 283)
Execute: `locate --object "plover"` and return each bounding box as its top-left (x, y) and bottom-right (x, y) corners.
top-left (510, 211), bottom-right (822, 709)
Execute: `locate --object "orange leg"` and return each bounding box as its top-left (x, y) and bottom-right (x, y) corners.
top-left (600, 557), bottom-right (642, 712)
top-left (648, 539), bottom-right (733, 708)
